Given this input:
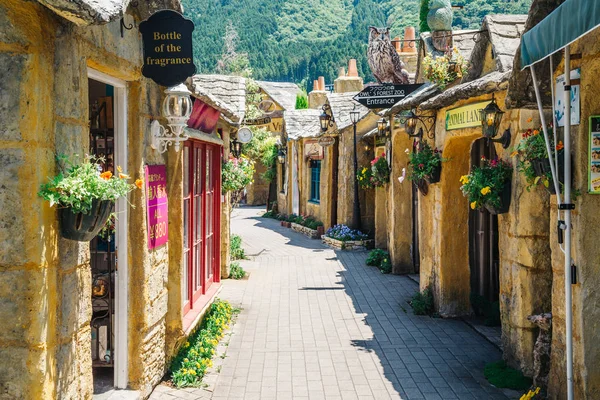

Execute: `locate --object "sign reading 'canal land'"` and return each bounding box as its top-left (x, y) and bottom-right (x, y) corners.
top-left (353, 84), bottom-right (423, 109)
top-left (445, 101), bottom-right (489, 131)
top-left (139, 10), bottom-right (197, 87)
top-left (145, 165), bottom-right (169, 250)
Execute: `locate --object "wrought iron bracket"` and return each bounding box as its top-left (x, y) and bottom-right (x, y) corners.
top-left (487, 128), bottom-right (512, 149)
top-left (395, 110), bottom-right (436, 139)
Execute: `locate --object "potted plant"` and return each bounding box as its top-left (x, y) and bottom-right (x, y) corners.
top-left (358, 153), bottom-right (391, 189)
top-left (38, 155), bottom-right (142, 241)
top-left (460, 157), bottom-right (513, 215)
top-left (357, 165), bottom-right (374, 189)
top-left (407, 141), bottom-right (448, 185)
top-left (512, 126), bottom-right (564, 193)
top-left (422, 47), bottom-right (468, 89)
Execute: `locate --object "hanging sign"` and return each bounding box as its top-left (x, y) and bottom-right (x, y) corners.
top-left (589, 116), bottom-right (600, 194)
top-left (243, 116), bottom-right (272, 126)
top-left (555, 69), bottom-right (581, 127)
top-left (318, 136), bottom-right (335, 147)
top-left (304, 140), bottom-right (324, 160)
top-left (445, 101), bottom-right (488, 131)
top-left (139, 10), bottom-right (197, 87)
top-left (145, 165), bottom-right (169, 249)
top-left (353, 84), bottom-right (423, 109)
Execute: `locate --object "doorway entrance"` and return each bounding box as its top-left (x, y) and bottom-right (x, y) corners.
top-left (87, 69), bottom-right (129, 391)
top-left (468, 138), bottom-right (500, 325)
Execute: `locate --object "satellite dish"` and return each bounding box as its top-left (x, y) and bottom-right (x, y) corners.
top-left (258, 99), bottom-right (277, 116)
top-left (237, 127), bottom-right (253, 143)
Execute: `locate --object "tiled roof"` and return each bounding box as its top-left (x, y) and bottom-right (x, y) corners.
top-left (188, 74), bottom-right (246, 125)
top-left (257, 81), bottom-right (301, 111)
top-left (327, 92), bottom-right (370, 131)
top-left (284, 109), bottom-right (322, 140)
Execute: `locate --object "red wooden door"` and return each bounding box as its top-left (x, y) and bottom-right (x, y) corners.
top-left (183, 140), bottom-right (221, 314)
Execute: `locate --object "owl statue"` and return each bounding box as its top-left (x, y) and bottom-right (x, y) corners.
top-left (367, 27), bottom-right (410, 85)
top-left (427, 0), bottom-right (453, 31)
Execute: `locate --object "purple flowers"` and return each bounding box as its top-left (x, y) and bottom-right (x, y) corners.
top-left (325, 224), bottom-right (368, 242)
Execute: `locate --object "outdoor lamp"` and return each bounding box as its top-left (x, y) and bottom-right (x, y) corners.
top-left (377, 118), bottom-right (389, 137)
top-left (480, 95), bottom-right (511, 148)
top-left (319, 104), bottom-right (335, 132)
top-left (404, 110), bottom-right (419, 136)
top-left (350, 106), bottom-right (360, 125)
top-left (395, 109), bottom-right (436, 140)
top-left (277, 148), bottom-right (286, 164)
top-left (150, 83), bottom-right (193, 153)
top-left (230, 138), bottom-right (243, 158)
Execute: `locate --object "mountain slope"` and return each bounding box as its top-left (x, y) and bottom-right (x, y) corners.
top-left (182, 0), bottom-right (531, 89)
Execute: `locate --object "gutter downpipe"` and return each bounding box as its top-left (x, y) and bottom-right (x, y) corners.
top-left (563, 45), bottom-right (574, 400)
top-left (529, 47), bottom-right (573, 400)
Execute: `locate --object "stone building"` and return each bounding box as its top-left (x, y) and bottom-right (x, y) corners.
top-left (0, 1), bottom-right (223, 398)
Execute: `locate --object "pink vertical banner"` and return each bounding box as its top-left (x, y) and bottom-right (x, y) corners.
top-left (145, 165), bottom-right (169, 249)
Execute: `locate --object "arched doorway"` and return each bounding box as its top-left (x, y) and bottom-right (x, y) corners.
top-left (468, 139), bottom-right (500, 324)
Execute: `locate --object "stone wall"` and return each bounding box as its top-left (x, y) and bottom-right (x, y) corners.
top-left (246, 162), bottom-right (270, 206)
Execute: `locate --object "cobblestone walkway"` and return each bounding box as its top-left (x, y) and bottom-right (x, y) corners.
top-left (151, 207), bottom-right (514, 400)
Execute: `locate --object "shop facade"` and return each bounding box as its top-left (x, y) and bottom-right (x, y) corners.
top-left (0, 1), bottom-right (223, 398)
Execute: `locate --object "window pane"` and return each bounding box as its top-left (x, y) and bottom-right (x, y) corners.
top-left (206, 236), bottom-right (213, 279)
top-left (195, 245), bottom-right (201, 291)
top-left (195, 147), bottom-right (202, 195)
top-left (183, 146), bottom-right (189, 196)
top-left (195, 196), bottom-right (202, 240)
top-left (183, 199), bottom-right (189, 249)
top-left (183, 252), bottom-right (189, 302)
top-left (206, 148), bottom-right (213, 190)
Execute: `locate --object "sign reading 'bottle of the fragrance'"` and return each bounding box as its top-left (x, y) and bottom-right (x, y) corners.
top-left (139, 10), bottom-right (197, 87)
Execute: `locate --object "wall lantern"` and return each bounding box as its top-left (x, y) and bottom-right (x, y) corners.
top-left (377, 118), bottom-right (390, 137)
top-left (350, 105), bottom-right (360, 125)
top-left (395, 109), bottom-right (436, 140)
top-left (230, 138), bottom-right (243, 158)
top-left (150, 84), bottom-right (193, 153)
top-left (277, 148), bottom-right (287, 164)
top-left (319, 104), bottom-right (336, 132)
top-left (480, 95), bottom-right (511, 148)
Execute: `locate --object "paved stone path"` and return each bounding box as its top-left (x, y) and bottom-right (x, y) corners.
top-left (151, 207), bottom-right (514, 400)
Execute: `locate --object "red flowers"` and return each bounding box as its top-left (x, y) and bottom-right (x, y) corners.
top-left (418, 163), bottom-right (425, 168)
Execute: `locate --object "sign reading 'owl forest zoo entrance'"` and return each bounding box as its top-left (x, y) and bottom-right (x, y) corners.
top-left (139, 10), bottom-right (197, 87)
top-left (353, 84), bottom-right (423, 109)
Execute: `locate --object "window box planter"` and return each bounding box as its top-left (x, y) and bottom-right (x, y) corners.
top-left (60, 200), bottom-right (113, 241)
top-left (321, 235), bottom-right (374, 251)
top-left (483, 181), bottom-right (512, 215)
top-left (291, 223), bottom-right (321, 239)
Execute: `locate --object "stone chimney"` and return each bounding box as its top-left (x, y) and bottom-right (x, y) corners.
top-left (333, 59), bottom-right (364, 93)
top-left (309, 75), bottom-right (328, 109)
top-left (398, 27), bottom-right (418, 78)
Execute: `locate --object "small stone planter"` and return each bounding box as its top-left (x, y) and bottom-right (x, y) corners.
top-left (281, 221), bottom-right (291, 228)
top-left (291, 223), bottom-right (321, 239)
top-left (321, 235), bottom-right (374, 251)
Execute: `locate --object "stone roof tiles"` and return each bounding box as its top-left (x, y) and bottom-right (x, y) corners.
top-left (257, 81), bottom-right (301, 111)
top-left (327, 92), bottom-right (370, 131)
top-left (188, 74), bottom-right (247, 125)
top-left (284, 109), bottom-right (322, 140)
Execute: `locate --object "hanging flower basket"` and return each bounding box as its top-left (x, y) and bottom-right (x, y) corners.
top-left (483, 180), bottom-right (512, 215)
top-left (425, 164), bottom-right (442, 184)
top-left (408, 142), bottom-right (448, 186)
top-left (60, 200), bottom-right (114, 241)
top-left (413, 178), bottom-right (429, 196)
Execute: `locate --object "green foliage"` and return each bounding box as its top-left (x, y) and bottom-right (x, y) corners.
top-left (170, 300), bottom-right (233, 387)
top-left (460, 158), bottom-right (512, 211)
top-left (484, 360), bottom-right (532, 391)
top-left (408, 141), bottom-right (448, 181)
top-left (379, 257), bottom-right (392, 274)
top-left (229, 262), bottom-right (247, 280)
top-left (512, 126), bottom-right (563, 191)
top-left (410, 286), bottom-right (434, 315)
top-left (222, 157), bottom-right (255, 192)
top-left (422, 48), bottom-right (468, 89)
top-left (295, 92), bottom-right (308, 109)
top-left (419, 0), bottom-right (430, 33)
top-left (38, 155), bottom-right (140, 214)
top-left (262, 210), bottom-right (279, 219)
top-left (243, 127), bottom-right (278, 182)
top-left (183, 0), bottom-right (530, 85)
top-left (230, 234), bottom-right (246, 261)
top-left (358, 154), bottom-right (390, 188)
top-left (366, 249), bottom-right (387, 266)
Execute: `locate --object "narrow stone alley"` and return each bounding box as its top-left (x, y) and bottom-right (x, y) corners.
top-left (152, 207), bottom-right (514, 400)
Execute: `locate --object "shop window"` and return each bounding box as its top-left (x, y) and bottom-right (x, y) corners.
top-left (310, 160), bottom-right (321, 203)
top-left (183, 141), bottom-right (221, 316)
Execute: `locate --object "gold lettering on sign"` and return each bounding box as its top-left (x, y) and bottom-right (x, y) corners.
top-left (148, 30), bottom-right (189, 68)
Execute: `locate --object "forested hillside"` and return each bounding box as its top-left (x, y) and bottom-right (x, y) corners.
top-left (182, 0), bottom-right (531, 89)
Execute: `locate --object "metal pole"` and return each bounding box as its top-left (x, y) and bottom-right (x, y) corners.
top-left (352, 122), bottom-right (361, 231)
top-left (563, 45), bottom-right (574, 400)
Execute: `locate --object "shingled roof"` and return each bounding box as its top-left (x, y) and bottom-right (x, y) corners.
top-left (36, 0), bottom-right (182, 25)
top-left (284, 109), bottom-right (322, 140)
top-left (466, 14), bottom-right (527, 81)
top-left (327, 92), bottom-right (370, 131)
top-left (188, 75), bottom-right (246, 126)
top-left (257, 81), bottom-right (301, 111)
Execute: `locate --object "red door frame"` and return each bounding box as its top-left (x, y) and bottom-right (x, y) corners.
top-left (183, 140), bottom-right (221, 315)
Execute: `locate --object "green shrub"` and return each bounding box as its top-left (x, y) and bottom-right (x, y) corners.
top-left (484, 360), bottom-right (532, 391)
top-left (304, 217), bottom-right (323, 230)
top-left (366, 249), bottom-right (387, 266)
top-left (379, 256), bottom-right (392, 274)
top-left (411, 287), bottom-right (434, 315)
top-left (230, 234), bottom-right (246, 260)
top-left (170, 300), bottom-right (233, 387)
top-left (229, 262), bottom-right (247, 279)
top-left (262, 210), bottom-right (278, 219)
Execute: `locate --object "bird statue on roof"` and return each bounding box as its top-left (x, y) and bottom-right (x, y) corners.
top-left (367, 26), bottom-right (411, 84)
top-left (427, 0), bottom-right (453, 31)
